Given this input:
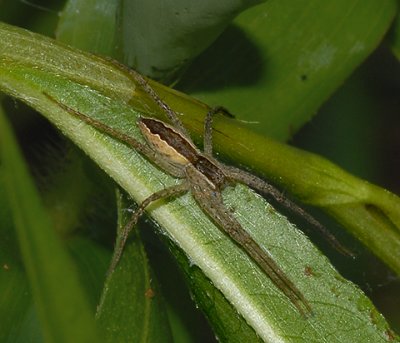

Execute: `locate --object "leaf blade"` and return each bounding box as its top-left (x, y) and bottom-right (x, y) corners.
top-left (0, 105), bottom-right (103, 342)
top-left (179, 0), bottom-right (397, 140)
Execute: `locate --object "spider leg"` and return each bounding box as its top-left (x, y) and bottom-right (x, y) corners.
top-left (44, 92), bottom-right (151, 152)
top-left (108, 182), bottom-right (190, 276)
top-left (224, 165), bottom-right (353, 257)
top-left (44, 92), bottom-right (185, 177)
top-left (204, 106), bottom-right (233, 155)
top-left (106, 59), bottom-right (191, 138)
top-left (186, 167), bottom-right (312, 316)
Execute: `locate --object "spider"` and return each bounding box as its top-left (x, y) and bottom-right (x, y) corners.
top-left (44, 64), bottom-right (347, 316)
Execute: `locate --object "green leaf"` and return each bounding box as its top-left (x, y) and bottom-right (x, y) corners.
top-left (168, 238), bottom-right (263, 342)
top-left (389, 11), bottom-right (400, 60)
top-left (96, 191), bottom-right (173, 342)
top-left (57, 0), bottom-right (265, 83)
top-left (57, 0), bottom-right (119, 56)
top-left (0, 104), bottom-right (102, 342)
top-left (179, 0), bottom-right (397, 140)
top-left (0, 22), bottom-right (398, 341)
top-left (114, 0), bottom-right (265, 83)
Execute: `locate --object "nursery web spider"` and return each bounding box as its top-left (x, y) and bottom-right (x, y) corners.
top-left (45, 65), bottom-right (348, 316)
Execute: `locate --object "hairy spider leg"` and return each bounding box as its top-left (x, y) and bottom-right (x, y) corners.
top-left (43, 93), bottom-right (151, 155)
top-left (109, 60), bottom-right (191, 139)
top-left (43, 93), bottom-right (192, 274)
top-left (224, 165), bottom-right (353, 257)
top-left (44, 80), bottom-right (312, 314)
top-left (203, 106), bottom-right (353, 257)
top-left (101, 66), bottom-right (314, 313)
top-left (43, 93), bottom-right (186, 178)
top-left (108, 182), bottom-right (190, 276)
top-left (186, 165), bottom-right (312, 316)
top-left (203, 106), bottom-right (233, 155)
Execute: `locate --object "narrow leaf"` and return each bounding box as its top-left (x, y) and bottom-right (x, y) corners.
top-left (0, 102), bottom-right (102, 342)
top-left (96, 191), bottom-right (173, 342)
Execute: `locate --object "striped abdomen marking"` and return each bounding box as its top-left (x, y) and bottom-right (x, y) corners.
top-left (138, 117), bottom-right (198, 167)
top-left (138, 118), bottom-right (226, 188)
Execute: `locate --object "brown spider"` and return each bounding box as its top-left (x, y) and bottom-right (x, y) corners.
top-left (44, 65), bottom-right (347, 316)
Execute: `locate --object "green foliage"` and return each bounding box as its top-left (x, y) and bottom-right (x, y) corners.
top-left (0, 104), bottom-right (102, 343)
top-left (96, 191), bottom-right (173, 342)
top-left (0, 0), bottom-right (399, 342)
